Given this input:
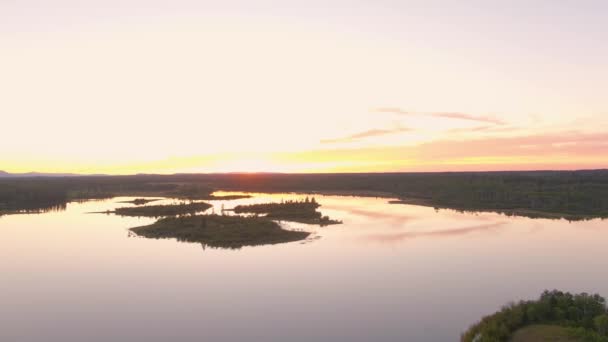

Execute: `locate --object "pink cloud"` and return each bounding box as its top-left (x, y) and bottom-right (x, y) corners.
top-left (417, 131), bottom-right (608, 159)
top-left (321, 126), bottom-right (412, 144)
top-left (376, 108), bottom-right (506, 125)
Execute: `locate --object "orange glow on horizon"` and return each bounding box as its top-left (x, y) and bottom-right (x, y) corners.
top-left (2, 136), bottom-right (606, 175)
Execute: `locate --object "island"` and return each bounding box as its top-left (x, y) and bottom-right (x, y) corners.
top-left (98, 200), bottom-right (327, 248)
top-left (233, 198), bottom-right (342, 226)
top-left (130, 214), bottom-right (310, 249)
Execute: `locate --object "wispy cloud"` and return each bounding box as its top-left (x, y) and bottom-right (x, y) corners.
top-left (376, 108), bottom-right (506, 125)
top-left (448, 125), bottom-right (519, 134)
top-left (321, 126), bottom-right (412, 144)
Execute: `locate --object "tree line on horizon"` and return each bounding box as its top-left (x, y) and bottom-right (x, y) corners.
top-left (1, 170), bottom-right (608, 218)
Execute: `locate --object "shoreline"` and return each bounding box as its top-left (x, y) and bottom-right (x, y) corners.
top-left (389, 198), bottom-right (607, 221)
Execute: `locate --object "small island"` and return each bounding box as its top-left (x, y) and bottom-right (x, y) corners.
top-left (130, 214), bottom-right (310, 249)
top-left (233, 198), bottom-right (342, 226)
top-left (117, 198), bottom-right (161, 205)
top-left (112, 202), bottom-right (212, 217)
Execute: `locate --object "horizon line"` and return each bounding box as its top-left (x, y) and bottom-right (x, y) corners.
top-left (2, 168), bottom-right (608, 178)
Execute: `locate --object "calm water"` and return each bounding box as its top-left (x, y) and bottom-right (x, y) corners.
top-left (1, 193), bottom-right (607, 341)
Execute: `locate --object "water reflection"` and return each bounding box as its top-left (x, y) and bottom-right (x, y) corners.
top-left (1, 194), bottom-right (608, 342)
top-left (364, 221), bottom-right (508, 245)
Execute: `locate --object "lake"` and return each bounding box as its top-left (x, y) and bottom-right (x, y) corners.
top-left (1, 192), bottom-right (607, 341)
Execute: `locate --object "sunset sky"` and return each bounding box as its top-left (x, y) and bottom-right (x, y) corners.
top-left (2, 1), bottom-right (607, 174)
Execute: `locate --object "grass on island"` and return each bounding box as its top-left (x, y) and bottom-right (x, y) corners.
top-left (111, 202), bottom-right (212, 217)
top-left (511, 325), bottom-right (584, 341)
top-left (130, 214), bottom-right (310, 249)
top-left (233, 198), bottom-right (342, 226)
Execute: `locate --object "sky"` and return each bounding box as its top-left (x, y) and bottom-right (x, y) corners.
top-left (1, 0), bottom-right (607, 174)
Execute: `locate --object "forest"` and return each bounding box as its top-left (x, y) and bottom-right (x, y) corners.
top-left (2, 170), bottom-right (608, 219)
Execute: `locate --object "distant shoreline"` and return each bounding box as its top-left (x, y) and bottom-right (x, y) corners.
top-left (3, 171), bottom-right (608, 220)
top-left (389, 198), bottom-right (607, 221)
